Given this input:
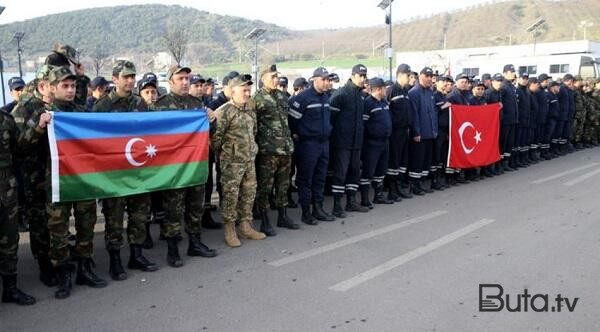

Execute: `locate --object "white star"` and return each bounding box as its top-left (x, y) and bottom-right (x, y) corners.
top-left (145, 144), bottom-right (158, 158)
top-left (474, 131), bottom-right (482, 144)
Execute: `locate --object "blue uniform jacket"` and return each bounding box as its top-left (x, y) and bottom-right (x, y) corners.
top-left (329, 80), bottom-right (365, 149)
top-left (408, 83), bottom-right (438, 140)
top-left (387, 83), bottom-right (413, 129)
top-left (500, 79), bottom-right (519, 125)
top-left (363, 95), bottom-right (392, 140)
top-left (288, 86), bottom-right (332, 141)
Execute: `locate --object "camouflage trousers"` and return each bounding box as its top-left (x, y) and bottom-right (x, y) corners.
top-left (46, 200), bottom-right (97, 266)
top-left (161, 185), bottom-right (205, 238)
top-left (0, 173), bottom-right (19, 276)
top-left (583, 122), bottom-right (600, 144)
top-left (220, 160), bottom-right (256, 224)
top-left (22, 177), bottom-right (49, 259)
top-left (102, 194), bottom-right (150, 251)
top-left (573, 111), bottom-right (587, 142)
top-left (256, 154), bottom-right (291, 210)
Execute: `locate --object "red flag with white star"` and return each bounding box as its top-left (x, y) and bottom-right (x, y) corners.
top-left (448, 103), bottom-right (501, 168)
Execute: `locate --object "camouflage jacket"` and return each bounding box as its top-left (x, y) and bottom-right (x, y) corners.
top-left (93, 89), bottom-right (148, 112)
top-left (587, 91), bottom-right (600, 124)
top-left (574, 89), bottom-right (587, 120)
top-left (0, 110), bottom-right (18, 171)
top-left (253, 87), bottom-right (293, 156)
top-left (152, 92), bottom-right (204, 111)
top-left (212, 100), bottom-right (258, 163)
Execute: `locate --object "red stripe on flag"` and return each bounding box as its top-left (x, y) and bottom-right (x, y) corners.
top-left (57, 132), bottom-right (209, 176)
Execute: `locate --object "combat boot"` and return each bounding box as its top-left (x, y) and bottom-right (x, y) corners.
top-left (186, 233), bottom-right (217, 257)
top-left (287, 190), bottom-right (298, 208)
top-left (277, 207), bottom-right (301, 229)
top-left (301, 205), bottom-right (318, 225)
top-left (431, 173), bottom-right (445, 190)
top-left (108, 250), bottom-right (127, 281)
top-left (360, 189), bottom-right (374, 209)
top-left (166, 236), bottom-right (183, 267)
top-left (411, 179), bottom-right (425, 196)
top-left (312, 202), bottom-right (335, 222)
top-left (259, 209), bottom-right (276, 237)
top-left (142, 222), bottom-right (154, 249)
top-left (373, 184), bottom-right (393, 204)
top-left (223, 221), bottom-right (241, 247)
top-left (332, 195), bottom-right (347, 218)
top-left (201, 210), bottom-right (222, 229)
top-left (346, 192), bottom-right (369, 212)
top-left (239, 221), bottom-right (266, 240)
top-left (38, 254), bottom-right (58, 287)
top-left (54, 264), bottom-right (72, 299)
top-left (1, 274), bottom-right (36, 305)
top-left (75, 258), bottom-right (108, 288)
top-left (129, 244), bottom-right (161, 270)
top-left (387, 178), bottom-right (402, 202)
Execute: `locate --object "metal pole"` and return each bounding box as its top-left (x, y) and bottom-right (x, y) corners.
top-left (0, 50), bottom-right (5, 106)
top-left (388, 5), bottom-right (393, 81)
top-left (533, 33), bottom-right (537, 56)
top-left (254, 38), bottom-right (259, 93)
top-left (16, 39), bottom-right (23, 78)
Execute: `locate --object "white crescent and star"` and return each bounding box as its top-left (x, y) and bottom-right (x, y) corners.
top-left (125, 138), bottom-right (158, 167)
top-left (458, 122), bottom-right (482, 155)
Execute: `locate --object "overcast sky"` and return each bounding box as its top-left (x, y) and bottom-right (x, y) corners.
top-left (0, 0), bottom-right (496, 30)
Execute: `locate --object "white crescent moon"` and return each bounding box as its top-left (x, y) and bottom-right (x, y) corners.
top-left (458, 122), bottom-right (475, 155)
top-left (125, 138), bottom-right (147, 167)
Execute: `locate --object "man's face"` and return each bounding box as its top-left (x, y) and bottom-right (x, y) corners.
top-left (518, 77), bottom-right (529, 86)
top-left (231, 84), bottom-right (251, 104)
top-left (484, 79), bottom-right (492, 88)
top-left (205, 84), bottom-right (214, 96)
top-left (397, 73), bottom-right (410, 86)
top-left (51, 79), bottom-right (76, 101)
top-left (140, 86), bottom-right (158, 105)
top-left (492, 80), bottom-right (502, 90)
top-left (456, 78), bottom-right (469, 91)
top-left (114, 74), bottom-right (136, 94)
top-left (37, 80), bottom-right (53, 100)
top-left (313, 76), bottom-right (330, 93)
top-left (564, 79), bottom-right (574, 89)
top-left (277, 85), bottom-right (287, 93)
top-left (371, 86), bottom-right (385, 99)
top-left (551, 85), bottom-right (560, 94)
top-left (409, 74), bottom-right (417, 86)
top-left (419, 74), bottom-right (432, 88)
top-left (444, 81), bottom-right (454, 94)
top-left (10, 87), bottom-right (23, 101)
top-left (503, 70), bottom-right (516, 81)
top-left (189, 83), bottom-right (203, 98)
top-left (529, 83), bottom-right (540, 93)
top-left (473, 85), bottom-right (485, 97)
top-left (435, 80), bottom-right (446, 92)
top-left (262, 72), bottom-right (279, 91)
top-left (169, 72), bottom-right (190, 96)
top-left (540, 80), bottom-right (549, 89)
top-left (351, 73), bottom-right (367, 88)
top-left (93, 85), bottom-right (108, 98)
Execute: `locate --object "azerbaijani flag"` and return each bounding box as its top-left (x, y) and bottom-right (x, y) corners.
top-left (47, 110), bottom-right (209, 203)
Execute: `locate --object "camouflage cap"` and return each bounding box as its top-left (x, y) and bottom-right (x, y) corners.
top-left (166, 65), bottom-right (191, 80)
top-left (48, 66), bottom-right (76, 84)
top-left (36, 65), bottom-right (55, 80)
top-left (228, 75), bottom-right (253, 88)
top-left (260, 64), bottom-right (279, 77)
top-left (112, 60), bottom-right (137, 77)
top-left (53, 43), bottom-right (79, 65)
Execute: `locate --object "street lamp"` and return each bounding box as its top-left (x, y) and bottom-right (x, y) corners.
top-left (245, 28), bottom-right (266, 92)
top-left (0, 6), bottom-right (6, 106)
top-left (579, 20), bottom-right (594, 40)
top-left (526, 17), bottom-right (545, 56)
top-left (378, 0), bottom-right (394, 81)
top-left (13, 32), bottom-right (25, 78)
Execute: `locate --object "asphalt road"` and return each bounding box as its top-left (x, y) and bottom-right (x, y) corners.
top-left (2, 148), bottom-right (600, 332)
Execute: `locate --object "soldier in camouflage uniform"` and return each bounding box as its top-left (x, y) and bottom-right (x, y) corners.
top-left (25, 67), bottom-right (107, 299)
top-left (212, 76), bottom-right (266, 247)
top-left (11, 65), bottom-right (57, 288)
top-left (93, 61), bottom-right (159, 280)
top-left (46, 43), bottom-right (90, 108)
top-left (0, 106), bottom-right (36, 305)
top-left (572, 77), bottom-right (587, 149)
top-left (584, 84), bottom-right (600, 146)
top-left (152, 65), bottom-right (217, 268)
top-left (253, 65), bottom-right (299, 236)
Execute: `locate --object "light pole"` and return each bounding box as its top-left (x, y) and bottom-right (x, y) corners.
top-left (378, 0), bottom-right (394, 81)
top-left (526, 17), bottom-right (545, 56)
top-left (13, 32), bottom-right (25, 78)
top-left (0, 6), bottom-right (6, 106)
top-left (579, 20), bottom-right (594, 40)
top-left (245, 28), bottom-right (266, 92)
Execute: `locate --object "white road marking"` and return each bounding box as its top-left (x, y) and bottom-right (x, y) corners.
top-left (531, 163), bottom-right (599, 184)
top-left (329, 218), bottom-right (495, 292)
top-left (268, 210), bottom-right (448, 267)
top-left (564, 167), bottom-right (600, 186)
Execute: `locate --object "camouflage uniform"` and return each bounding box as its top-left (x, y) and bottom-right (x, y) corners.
top-left (253, 87), bottom-right (294, 210)
top-left (573, 88), bottom-right (587, 144)
top-left (152, 92), bottom-right (206, 238)
top-left (51, 44), bottom-right (90, 108)
top-left (584, 90), bottom-right (600, 145)
top-left (0, 110), bottom-right (20, 276)
top-left (93, 89), bottom-right (150, 251)
top-left (212, 100), bottom-right (258, 224)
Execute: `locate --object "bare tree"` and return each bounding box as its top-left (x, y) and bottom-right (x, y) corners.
top-left (91, 48), bottom-right (110, 77)
top-left (163, 24), bottom-right (189, 65)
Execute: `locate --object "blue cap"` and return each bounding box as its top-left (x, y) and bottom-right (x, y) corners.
top-left (8, 77), bottom-right (25, 90)
top-left (503, 64), bottom-right (515, 73)
top-left (396, 63), bottom-right (411, 75)
top-left (368, 77), bottom-right (385, 88)
top-left (90, 76), bottom-right (109, 89)
top-left (278, 77), bottom-right (288, 86)
top-left (549, 80), bottom-right (560, 88)
top-left (189, 74), bottom-right (205, 84)
top-left (481, 73), bottom-right (492, 81)
top-left (420, 67), bottom-right (434, 76)
top-left (352, 64), bottom-right (368, 75)
top-left (329, 73), bottom-right (340, 83)
top-left (142, 72), bottom-right (158, 83)
top-left (538, 73), bottom-right (551, 82)
top-left (312, 67), bottom-right (330, 78)
top-left (492, 73), bottom-right (504, 81)
top-left (455, 73), bottom-right (469, 81)
top-left (293, 77), bottom-right (309, 89)
top-left (137, 78), bottom-right (156, 92)
top-left (472, 79), bottom-right (485, 87)
top-left (563, 74), bottom-right (574, 81)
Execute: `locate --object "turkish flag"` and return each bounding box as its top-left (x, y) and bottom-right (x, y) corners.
top-left (448, 103), bottom-right (501, 168)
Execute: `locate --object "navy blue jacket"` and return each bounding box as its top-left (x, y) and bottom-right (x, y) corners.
top-left (433, 90), bottom-right (450, 127)
top-left (567, 86), bottom-right (575, 121)
top-left (516, 84), bottom-right (531, 128)
top-left (329, 80), bottom-right (365, 149)
top-left (209, 91), bottom-right (228, 111)
top-left (500, 79), bottom-right (519, 125)
top-left (557, 85), bottom-right (570, 121)
top-left (363, 95), bottom-right (392, 140)
top-left (529, 91), bottom-right (538, 129)
top-left (546, 91), bottom-right (559, 119)
top-left (408, 83), bottom-right (438, 140)
top-left (535, 89), bottom-right (548, 125)
top-left (387, 83), bottom-right (413, 129)
top-left (469, 95), bottom-right (487, 106)
top-left (288, 86), bottom-right (332, 141)
top-left (485, 87), bottom-right (503, 122)
top-left (447, 88), bottom-right (471, 106)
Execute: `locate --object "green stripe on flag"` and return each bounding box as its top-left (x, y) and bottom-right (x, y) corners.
top-left (58, 161), bottom-right (208, 202)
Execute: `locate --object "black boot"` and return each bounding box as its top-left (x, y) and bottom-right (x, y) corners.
top-left (54, 264), bottom-right (72, 299)
top-left (201, 210), bottom-right (222, 229)
top-left (431, 173), bottom-right (445, 191)
top-left (301, 205), bottom-right (318, 225)
top-left (166, 237), bottom-right (183, 268)
top-left (277, 207), bottom-right (301, 228)
top-left (387, 178), bottom-right (402, 202)
top-left (411, 179), bottom-right (425, 196)
top-left (312, 202), bottom-right (335, 222)
top-left (373, 184), bottom-right (393, 204)
top-left (108, 250), bottom-right (127, 281)
top-left (287, 190), bottom-right (298, 208)
top-left (398, 176), bottom-right (413, 198)
top-left (129, 244), bottom-right (161, 271)
top-left (38, 254), bottom-right (58, 287)
top-left (75, 258), bottom-right (108, 288)
top-left (259, 209), bottom-right (277, 237)
top-left (332, 195), bottom-right (347, 218)
top-left (360, 190), bottom-right (374, 209)
top-left (346, 192), bottom-right (369, 212)
top-left (503, 159), bottom-right (515, 172)
top-left (186, 233), bottom-right (218, 257)
top-left (142, 223), bottom-right (154, 249)
top-left (1, 274), bottom-right (36, 305)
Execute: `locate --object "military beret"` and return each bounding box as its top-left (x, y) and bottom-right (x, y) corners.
top-left (53, 43), bottom-right (79, 65)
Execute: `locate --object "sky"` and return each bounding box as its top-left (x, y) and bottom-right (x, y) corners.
top-left (0, 0), bottom-right (498, 30)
